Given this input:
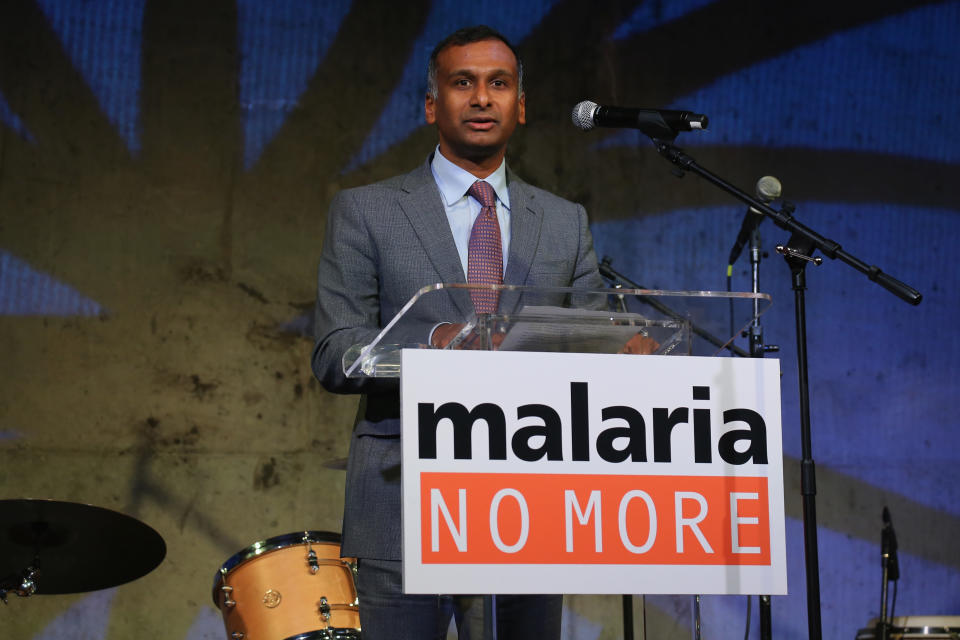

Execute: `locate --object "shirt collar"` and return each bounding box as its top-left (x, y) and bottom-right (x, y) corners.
top-left (431, 146), bottom-right (510, 210)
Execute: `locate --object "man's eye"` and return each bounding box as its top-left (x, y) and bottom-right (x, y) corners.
top-left (455, 79), bottom-right (471, 87)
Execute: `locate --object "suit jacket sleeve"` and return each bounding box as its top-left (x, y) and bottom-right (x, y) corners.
top-left (311, 188), bottom-right (383, 394)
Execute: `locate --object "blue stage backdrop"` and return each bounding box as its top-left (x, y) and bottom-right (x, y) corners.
top-left (0, 1), bottom-right (957, 639)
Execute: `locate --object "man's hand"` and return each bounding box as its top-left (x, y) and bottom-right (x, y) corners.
top-left (431, 323), bottom-right (506, 349)
top-left (620, 333), bottom-right (659, 355)
top-left (431, 323), bottom-right (465, 348)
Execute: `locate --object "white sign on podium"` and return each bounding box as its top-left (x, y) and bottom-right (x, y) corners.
top-left (400, 349), bottom-right (787, 595)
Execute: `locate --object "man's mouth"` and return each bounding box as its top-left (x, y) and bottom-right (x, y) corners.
top-left (465, 117), bottom-right (496, 131)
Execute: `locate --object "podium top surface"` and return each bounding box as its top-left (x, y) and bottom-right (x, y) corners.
top-left (342, 283), bottom-right (772, 378)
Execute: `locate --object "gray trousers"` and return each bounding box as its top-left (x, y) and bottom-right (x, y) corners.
top-left (356, 557), bottom-right (562, 640)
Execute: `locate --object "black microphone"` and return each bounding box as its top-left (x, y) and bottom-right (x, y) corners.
top-left (571, 100), bottom-right (708, 139)
top-left (726, 176), bottom-right (782, 268)
top-left (882, 506), bottom-right (900, 581)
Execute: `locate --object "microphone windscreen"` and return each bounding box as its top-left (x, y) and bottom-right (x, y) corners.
top-left (572, 101), bottom-right (598, 130)
top-left (757, 176), bottom-right (782, 202)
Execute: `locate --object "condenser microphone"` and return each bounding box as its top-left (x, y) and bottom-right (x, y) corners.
top-left (571, 100), bottom-right (708, 138)
top-left (727, 176), bottom-right (782, 267)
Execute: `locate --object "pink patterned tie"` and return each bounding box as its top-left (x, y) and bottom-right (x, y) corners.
top-left (466, 180), bottom-right (503, 313)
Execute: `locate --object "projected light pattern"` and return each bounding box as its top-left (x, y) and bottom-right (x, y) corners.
top-left (602, 2), bottom-right (960, 162)
top-left (1, 1), bottom-right (958, 639)
top-left (611, 0), bottom-right (717, 39)
top-left (0, 90), bottom-right (35, 142)
top-left (237, 0), bottom-right (352, 170)
top-left (183, 605), bottom-right (225, 640)
top-left (0, 250), bottom-right (104, 316)
top-left (34, 0), bottom-right (146, 153)
top-left (32, 588), bottom-right (117, 640)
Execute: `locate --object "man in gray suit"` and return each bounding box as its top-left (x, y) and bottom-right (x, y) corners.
top-left (313, 25), bottom-right (604, 639)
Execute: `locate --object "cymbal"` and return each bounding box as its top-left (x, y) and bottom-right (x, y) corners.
top-left (0, 499), bottom-right (166, 595)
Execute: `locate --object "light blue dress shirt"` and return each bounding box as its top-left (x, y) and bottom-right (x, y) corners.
top-left (430, 147), bottom-right (511, 276)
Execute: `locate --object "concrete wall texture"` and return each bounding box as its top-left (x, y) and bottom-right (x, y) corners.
top-left (1, 1), bottom-right (958, 639)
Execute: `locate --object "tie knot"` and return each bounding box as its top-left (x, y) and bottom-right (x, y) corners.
top-left (467, 180), bottom-right (497, 210)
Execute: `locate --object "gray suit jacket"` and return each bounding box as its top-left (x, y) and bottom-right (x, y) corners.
top-left (312, 157), bottom-right (604, 560)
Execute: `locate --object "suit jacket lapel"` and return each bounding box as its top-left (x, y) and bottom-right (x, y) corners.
top-left (397, 161), bottom-right (474, 318)
top-left (502, 174), bottom-right (543, 313)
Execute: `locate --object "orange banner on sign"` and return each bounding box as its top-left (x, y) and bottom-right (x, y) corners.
top-left (420, 473), bottom-right (770, 565)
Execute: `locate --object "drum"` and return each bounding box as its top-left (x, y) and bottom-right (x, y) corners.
top-left (212, 531), bottom-right (360, 640)
top-left (856, 616), bottom-right (960, 639)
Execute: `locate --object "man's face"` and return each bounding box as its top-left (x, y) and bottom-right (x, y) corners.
top-left (425, 38), bottom-right (526, 171)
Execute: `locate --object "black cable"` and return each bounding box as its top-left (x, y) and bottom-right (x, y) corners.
top-left (744, 595), bottom-right (752, 640)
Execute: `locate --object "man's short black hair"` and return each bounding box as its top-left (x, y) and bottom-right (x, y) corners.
top-left (427, 25), bottom-right (524, 98)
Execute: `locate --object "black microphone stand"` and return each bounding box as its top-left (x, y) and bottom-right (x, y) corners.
top-left (880, 526), bottom-right (892, 640)
top-left (647, 138), bottom-right (922, 640)
top-left (879, 507), bottom-right (900, 640)
top-left (744, 222), bottom-right (779, 640)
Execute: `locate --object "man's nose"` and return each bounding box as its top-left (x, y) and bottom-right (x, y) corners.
top-left (471, 83), bottom-right (490, 106)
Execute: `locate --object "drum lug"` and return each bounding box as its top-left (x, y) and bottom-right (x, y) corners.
top-left (230, 632), bottom-right (245, 639)
top-left (307, 548), bottom-right (320, 575)
top-left (221, 584), bottom-right (236, 608)
top-left (318, 596), bottom-right (331, 621)
top-left (303, 532), bottom-right (321, 575)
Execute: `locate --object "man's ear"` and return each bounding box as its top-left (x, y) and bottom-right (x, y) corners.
top-left (425, 93), bottom-right (436, 124)
top-left (518, 92), bottom-right (526, 125)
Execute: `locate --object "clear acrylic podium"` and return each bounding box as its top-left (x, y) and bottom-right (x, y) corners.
top-left (340, 283), bottom-right (777, 640)
top-left (342, 283), bottom-right (772, 378)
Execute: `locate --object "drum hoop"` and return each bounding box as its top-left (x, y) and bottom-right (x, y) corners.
top-left (283, 630), bottom-right (362, 640)
top-left (858, 619), bottom-right (960, 638)
top-left (211, 530), bottom-right (344, 604)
